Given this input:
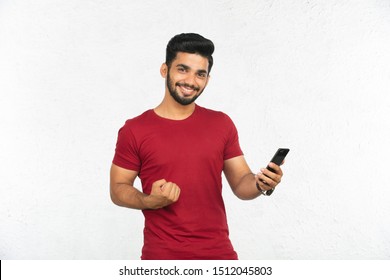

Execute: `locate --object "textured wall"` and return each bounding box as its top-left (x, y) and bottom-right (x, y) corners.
top-left (1, 0), bottom-right (389, 259)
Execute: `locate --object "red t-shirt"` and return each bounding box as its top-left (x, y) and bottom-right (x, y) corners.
top-left (113, 104), bottom-right (243, 259)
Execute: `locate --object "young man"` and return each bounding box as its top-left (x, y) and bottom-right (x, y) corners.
top-left (110, 33), bottom-right (284, 260)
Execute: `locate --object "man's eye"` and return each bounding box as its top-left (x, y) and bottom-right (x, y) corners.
top-left (178, 68), bottom-right (186, 73)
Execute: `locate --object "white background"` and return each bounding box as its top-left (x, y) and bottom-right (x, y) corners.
top-left (1, 0), bottom-right (389, 260)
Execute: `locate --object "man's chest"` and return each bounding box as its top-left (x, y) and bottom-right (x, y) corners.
top-left (137, 124), bottom-right (227, 171)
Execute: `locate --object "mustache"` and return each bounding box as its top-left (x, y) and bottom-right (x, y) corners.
top-left (176, 82), bottom-right (200, 91)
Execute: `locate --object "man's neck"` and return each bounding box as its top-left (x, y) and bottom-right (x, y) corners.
top-left (154, 97), bottom-right (196, 120)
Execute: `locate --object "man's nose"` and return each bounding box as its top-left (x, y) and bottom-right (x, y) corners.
top-left (184, 73), bottom-right (197, 86)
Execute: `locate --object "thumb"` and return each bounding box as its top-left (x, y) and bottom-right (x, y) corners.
top-left (152, 179), bottom-right (167, 189)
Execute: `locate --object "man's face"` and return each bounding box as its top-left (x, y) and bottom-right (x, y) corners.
top-left (163, 52), bottom-right (210, 106)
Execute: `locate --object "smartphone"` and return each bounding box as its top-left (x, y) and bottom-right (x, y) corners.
top-left (265, 148), bottom-right (289, 195)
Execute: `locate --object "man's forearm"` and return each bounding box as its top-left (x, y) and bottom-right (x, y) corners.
top-left (110, 183), bottom-right (151, 210)
top-left (232, 173), bottom-right (262, 200)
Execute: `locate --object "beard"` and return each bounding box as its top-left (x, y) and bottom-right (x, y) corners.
top-left (167, 72), bottom-right (205, 106)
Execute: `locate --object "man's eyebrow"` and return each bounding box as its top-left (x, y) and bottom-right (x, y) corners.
top-left (197, 69), bottom-right (208, 75)
top-left (176, 64), bottom-right (190, 70)
top-left (176, 64), bottom-right (208, 74)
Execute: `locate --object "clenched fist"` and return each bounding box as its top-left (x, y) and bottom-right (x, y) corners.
top-left (146, 179), bottom-right (181, 209)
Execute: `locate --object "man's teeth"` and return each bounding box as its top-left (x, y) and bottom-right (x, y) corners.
top-left (180, 86), bottom-right (194, 93)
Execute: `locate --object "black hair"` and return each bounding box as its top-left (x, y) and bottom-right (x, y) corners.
top-left (165, 33), bottom-right (214, 74)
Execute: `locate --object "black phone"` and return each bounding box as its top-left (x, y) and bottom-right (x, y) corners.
top-left (265, 148), bottom-right (289, 195)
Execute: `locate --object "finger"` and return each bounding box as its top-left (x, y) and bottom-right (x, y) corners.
top-left (256, 180), bottom-right (273, 192)
top-left (265, 164), bottom-right (284, 180)
top-left (172, 185), bottom-right (181, 202)
top-left (161, 182), bottom-right (173, 194)
top-left (150, 179), bottom-right (167, 196)
top-left (166, 183), bottom-right (178, 197)
top-left (263, 170), bottom-right (282, 185)
top-left (267, 163), bottom-right (283, 175)
top-left (153, 178), bottom-right (167, 189)
top-left (162, 182), bottom-right (180, 200)
top-left (256, 173), bottom-right (274, 190)
top-left (261, 169), bottom-right (281, 186)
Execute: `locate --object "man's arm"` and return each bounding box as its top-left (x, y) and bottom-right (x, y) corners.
top-left (223, 156), bottom-right (283, 200)
top-left (110, 163), bottom-right (181, 210)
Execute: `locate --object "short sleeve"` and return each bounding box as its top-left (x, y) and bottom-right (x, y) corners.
top-left (112, 121), bottom-right (141, 171)
top-left (223, 115), bottom-right (243, 160)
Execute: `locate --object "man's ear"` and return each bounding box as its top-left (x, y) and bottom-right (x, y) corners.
top-left (160, 63), bottom-right (168, 78)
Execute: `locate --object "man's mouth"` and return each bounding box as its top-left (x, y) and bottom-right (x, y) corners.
top-left (177, 83), bottom-right (199, 96)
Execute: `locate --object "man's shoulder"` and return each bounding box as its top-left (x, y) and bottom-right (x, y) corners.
top-left (196, 105), bottom-right (233, 123)
top-left (197, 104), bottom-right (228, 117)
top-left (119, 109), bottom-right (154, 133)
top-left (124, 109), bottom-right (153, 124)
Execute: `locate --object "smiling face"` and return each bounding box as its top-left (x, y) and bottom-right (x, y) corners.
top-left (161, 52), bottom-right (210, 106)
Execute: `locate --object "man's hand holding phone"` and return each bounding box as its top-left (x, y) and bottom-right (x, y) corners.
top-left (256, 148), bottom-right (289, 196)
